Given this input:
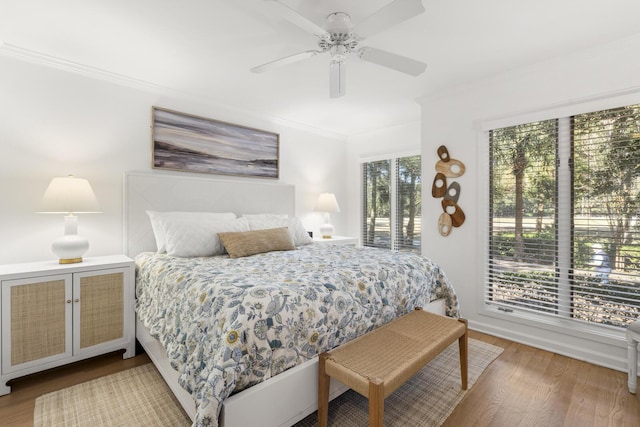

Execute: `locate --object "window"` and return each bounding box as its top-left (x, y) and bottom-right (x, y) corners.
top-left (362, 155), bottom-right (422, 253)
top-left (486, 104), bottom-right (640, 327)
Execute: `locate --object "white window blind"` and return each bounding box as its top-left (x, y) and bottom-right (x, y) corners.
top-left (486, 104), bottom-right (640, 327)
top-left (363, 159), bottom-right (391, 249)
top-left (362, 155), bottom-right (421, 253)
top-left (396, 155), bottom-right (422, 252)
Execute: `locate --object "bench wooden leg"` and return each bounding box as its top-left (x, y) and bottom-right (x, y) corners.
top-left (368, 377), bottom-right (384, 427)
top-left (458, 318), bottom-right (468, 390)
top-left (318, 353), bottom-right (331, 427)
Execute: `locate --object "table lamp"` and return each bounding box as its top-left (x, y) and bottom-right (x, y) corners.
top-left (40, 175), bottom-right (100, 264)
top-left (315, 192), bottom-right (340, 239)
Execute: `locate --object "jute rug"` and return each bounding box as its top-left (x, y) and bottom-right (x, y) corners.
top-left (34, 339), bottom-right (502, 427)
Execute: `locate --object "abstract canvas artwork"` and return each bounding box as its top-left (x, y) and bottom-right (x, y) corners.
top-left (152, 107), bottom-right (279, 179)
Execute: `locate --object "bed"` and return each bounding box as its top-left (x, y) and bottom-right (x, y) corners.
top-left (125, 171), bottom-right (460, 427)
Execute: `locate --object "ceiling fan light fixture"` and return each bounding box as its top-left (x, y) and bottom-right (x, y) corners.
top-left (330, 44), bottom-right (348, 61)
top-left (326, 12), bottom-right (352, 42)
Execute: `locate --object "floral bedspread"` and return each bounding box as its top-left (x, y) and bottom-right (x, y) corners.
top-left (135, 244), bottom-right (459, 427)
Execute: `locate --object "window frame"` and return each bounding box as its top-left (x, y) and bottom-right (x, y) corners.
top-left (360, 151), bottom-right (422, 253)
top-left (476, 91), bottom-right (640, 343)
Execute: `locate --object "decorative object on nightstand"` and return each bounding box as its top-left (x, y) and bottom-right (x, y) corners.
top-left (314, 192), bottom-right (341, 239)
top-left (39, 175), bottom-right (100, 264)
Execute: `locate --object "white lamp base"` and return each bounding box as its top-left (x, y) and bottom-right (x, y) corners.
top-left (52, 215), bottom-right (89, 264)
top-left (319, 223), bottom-right (335, 239)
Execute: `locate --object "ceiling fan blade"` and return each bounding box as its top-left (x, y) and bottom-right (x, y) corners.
top-left (251, 50), bottom-right (321, 73)
top-left (264, 0), bottom-right (329, 38)
top-left (329, 59), bottom-right (346, 98)
top-left (354, 0), bottom-right (425, 39)
top-left (357, 47), bottom-right (426, 76)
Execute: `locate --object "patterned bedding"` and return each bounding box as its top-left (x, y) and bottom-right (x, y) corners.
top-left (135, 244), bottom-right (459, 427)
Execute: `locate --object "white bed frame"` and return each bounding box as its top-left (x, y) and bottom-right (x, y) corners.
top-left (124, 171), bottom-right (445, 426)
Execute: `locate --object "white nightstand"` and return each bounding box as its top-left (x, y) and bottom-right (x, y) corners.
top-left (0, 255), bottom-right (135, 395)
top-left (313, 235), bottom-right (359, 246)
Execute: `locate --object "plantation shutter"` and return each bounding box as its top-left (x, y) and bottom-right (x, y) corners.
top-left (486, 104), bottom-right (640, 327)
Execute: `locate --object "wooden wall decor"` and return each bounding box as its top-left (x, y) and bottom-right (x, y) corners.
top-left (432, 145), bottom-right (466, 236)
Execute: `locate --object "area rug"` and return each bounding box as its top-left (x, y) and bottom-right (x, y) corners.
top-left (34, 339), bottom-right (502, 427)
top-left (294, 338), bottom-right (503, 426)
top-left (34, 363), bottom-right (191, 427)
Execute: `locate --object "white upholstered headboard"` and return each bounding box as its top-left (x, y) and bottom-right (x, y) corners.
top-left (124, 171), bottom-right (295, 257)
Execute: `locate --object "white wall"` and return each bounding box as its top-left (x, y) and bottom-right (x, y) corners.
top-left (345, 121), bottom-right (421, 240)
top-left (0, 55), bottom-right (347, 264)
top-left (418, 33), bottom-right (640, 371)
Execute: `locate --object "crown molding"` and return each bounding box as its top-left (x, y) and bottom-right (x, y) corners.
top-left (0, 42), bottom-right (348, 141)
top-left (0, 42), bottom-right (172, 94)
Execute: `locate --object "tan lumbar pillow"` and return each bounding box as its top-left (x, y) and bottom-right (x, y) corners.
top-left (218, 227), bottom-right (295, 258)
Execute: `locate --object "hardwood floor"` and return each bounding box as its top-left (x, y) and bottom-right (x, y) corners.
top-left (1, 332), bottom-right (638, 426)
top-left (443, 331), bottom-right (640, 427)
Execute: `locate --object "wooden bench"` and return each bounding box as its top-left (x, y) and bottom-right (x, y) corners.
top-left (318, 308), bottom-right (468, 427)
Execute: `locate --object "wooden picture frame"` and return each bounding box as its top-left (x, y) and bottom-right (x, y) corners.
top-left (152, 107), bottom-right (279, 179)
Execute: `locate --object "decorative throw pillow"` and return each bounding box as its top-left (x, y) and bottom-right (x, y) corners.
top-left (147, 211), bottom-right (237, 253)
top-left (161, 216), bottom-right (249, 257)
top-left (218, 227), bottom-right (295, 258)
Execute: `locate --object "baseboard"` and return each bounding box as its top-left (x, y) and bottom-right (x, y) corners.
top-left (469, 319), bottom-right (629, 373)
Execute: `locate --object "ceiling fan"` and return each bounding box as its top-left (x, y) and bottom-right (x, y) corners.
top-left (251, 0), bottom-right (427, 98)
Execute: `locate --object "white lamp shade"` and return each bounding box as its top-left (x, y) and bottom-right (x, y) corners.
top-left (314, 193), bottom-right (341, 213)
top-left (40, 175), bottom-right (100, 214)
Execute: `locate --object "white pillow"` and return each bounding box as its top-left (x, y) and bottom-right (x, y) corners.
top-left (147, 211), bottom-right (237, 253)
top-left (161, 216), bottom-right (249, 257)
top-left (241, 213), bottom-right (288, 232)
top-left (242, 214), bottom-right (313, 246)
top-left (241, 213), bottom-right (288, 225)
top-left (287, 217), bottom-right (314, 246)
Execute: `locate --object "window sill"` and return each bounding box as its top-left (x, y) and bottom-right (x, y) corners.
top-left (479, 303), bottom-right (626, 347)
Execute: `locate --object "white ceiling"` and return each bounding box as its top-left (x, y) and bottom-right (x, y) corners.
top-left (2, 0), bottom-right (640, 137)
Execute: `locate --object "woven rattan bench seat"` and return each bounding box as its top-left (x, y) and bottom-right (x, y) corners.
top-left (318, 308), bottom-right (468, 427)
